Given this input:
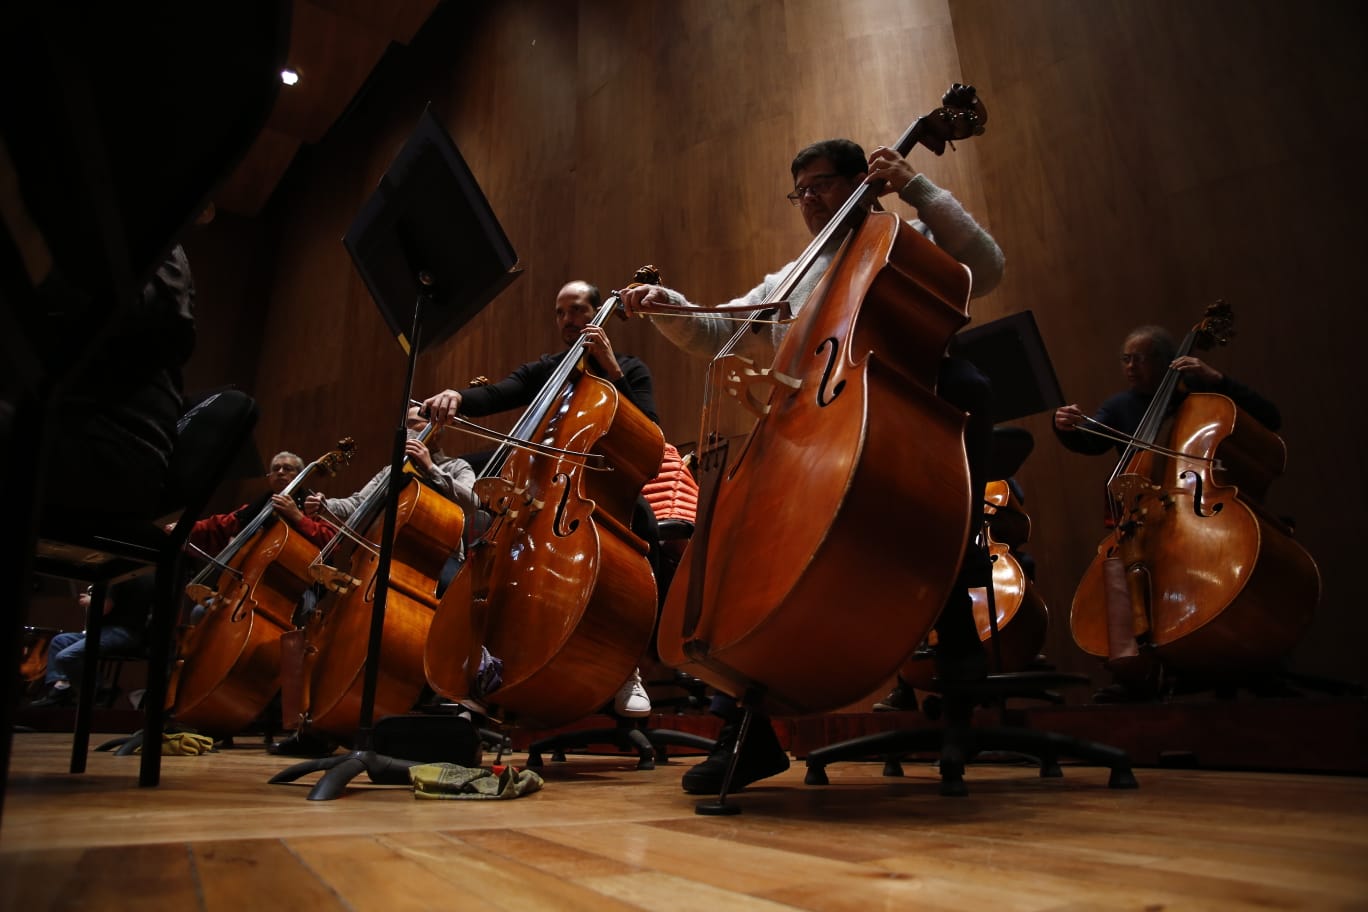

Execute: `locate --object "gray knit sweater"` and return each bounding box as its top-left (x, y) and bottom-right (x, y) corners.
top-left (649, 175), bottom-right (1004, 363)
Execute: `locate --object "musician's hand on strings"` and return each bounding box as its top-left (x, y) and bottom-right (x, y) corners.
top-left (406, 437), bottom-right (435, 474)
top-left (271, 493), bottom-right (304, 523)
top-left (302, 492), bottom-right (325, 516)
top-left (421, 390), bottom-right (463, 427)
top-left (1170, 356), bottom-right (1222, 385)
top-left (578, 325), bottom-right (624, 380)
top-left (1054, 404), bottom-right (1087, 431)
top-left (867, 146), bottom-right (920, 197)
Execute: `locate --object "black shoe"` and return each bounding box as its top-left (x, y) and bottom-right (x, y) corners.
top-left (873, 678), bottom-right (918, 712)
top-left (268, 730), bottom-right (338, 758)
top-left (28, 686), bottom-right (74, 709)
top-left (681, 716), bottom-right (789, 795)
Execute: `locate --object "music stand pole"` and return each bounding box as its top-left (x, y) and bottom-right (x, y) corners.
top-left (269, 108), bottom-right (520, 798)
top-left (275, 276), bottom-right (433, 800)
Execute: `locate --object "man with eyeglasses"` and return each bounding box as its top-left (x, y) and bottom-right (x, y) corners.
top-left (1053, 324), bottom-right (1281, 457)
top-left (186, 450), bottom-right (337, 554)
top-left (1052, 326), bottom-right (1280, 704)
top-left (619, 137), bottom-right (1005, 795)
top-left (178, 450), bottom-right (346, 755)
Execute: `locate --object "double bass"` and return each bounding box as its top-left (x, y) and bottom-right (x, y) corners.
top-left (424, 271), bottom-right (665, 729)
top-left (300, 420), bottom-right (467, 740)
top-left (656, 87), bottom-right (989, 714)
top-left (170, 440), bottom-right (354, 736)
top-left (1069, 303), bottom-right (1319, 682)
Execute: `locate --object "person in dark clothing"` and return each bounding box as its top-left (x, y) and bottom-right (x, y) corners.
top-left (38, 243), bottom-right (198, 522)
top-left (1053, 324), bottom-right (1283, 702)
top-left (425, 279), bottom-right (658, 425)
top-left (1053, 324), bottom-right (1280, 456)
top-left (421, 279), bottom-right (661, 718)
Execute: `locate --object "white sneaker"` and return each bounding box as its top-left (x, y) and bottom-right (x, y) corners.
top-left (613, 668), bottom-right (651, 717)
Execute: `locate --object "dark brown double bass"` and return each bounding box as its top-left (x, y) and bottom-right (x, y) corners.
top-left (170, 440), bottom-right (354, 736)
top-left (657, 88), bottom-right (989, 714)
top-left (1070, 303), bottom-right (1320, 681)
top-left (424, 271), bottom-right (665, 729)
top-left (300, 421), bottom-right (467, 740)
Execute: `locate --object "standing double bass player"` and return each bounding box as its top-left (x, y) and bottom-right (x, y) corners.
top-left (621, 130), bottom-right (1005, 795)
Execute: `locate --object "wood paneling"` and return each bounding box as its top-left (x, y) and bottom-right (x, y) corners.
top-left (182, 0), bottom-right (1366, 693)
top-left (949, 0), bottom-right (1368, 685)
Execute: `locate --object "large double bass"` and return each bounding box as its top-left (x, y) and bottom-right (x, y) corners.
top-left (170, 440), bottom-right (354, 736)
top-left (656, 87), bottom-right (990, 715)
top-left (300, 421), bottom-right (467, 740)
top-left (899, 479), bottom-right (1049, 691)
top-left (424, 273), bottom-right (665, 729)
top-left (1069, 303), bottom-right (1320, 682)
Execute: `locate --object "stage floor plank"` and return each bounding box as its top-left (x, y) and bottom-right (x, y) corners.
top-left (3, 732), bottom-right (1367, 910)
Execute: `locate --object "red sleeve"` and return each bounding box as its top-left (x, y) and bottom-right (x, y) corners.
top-left (293, 514), bottom-right (337, 549)
top-left (188, 508), bottom-right (245, 554)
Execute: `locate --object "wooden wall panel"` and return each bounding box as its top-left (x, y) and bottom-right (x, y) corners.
top-left (183, 0), bottom-right (1365, 693)
top-left (951, 0), bottom-right (1368, 685)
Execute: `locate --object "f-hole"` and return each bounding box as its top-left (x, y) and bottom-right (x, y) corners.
top-left (552, 473), bottom-right (580, 537)
top-left (1179, 469), bottom-right (1223, 518)
top-left (814, 338), bottom-right (844, 406)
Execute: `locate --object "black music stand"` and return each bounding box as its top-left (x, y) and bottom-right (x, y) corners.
top-left (270, 107), bottom-right (521, 800)
top-left (950, 310), bottom-right (1065, 424)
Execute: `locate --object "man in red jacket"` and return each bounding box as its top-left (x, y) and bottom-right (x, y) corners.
top-left (187, 450), bottom-right (336, 554)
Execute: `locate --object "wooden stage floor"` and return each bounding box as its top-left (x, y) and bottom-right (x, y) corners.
top-left (3, 731), bottom-right (1367, 911)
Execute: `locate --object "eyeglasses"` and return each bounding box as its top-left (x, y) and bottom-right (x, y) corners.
top-left (1119, 353), bottom-right (1155, 365)
top-left (786, 173), bottom-right (840, 205)
top-left (268, 464), bottom-right (301, 475)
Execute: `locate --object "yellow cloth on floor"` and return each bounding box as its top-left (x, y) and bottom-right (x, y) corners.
top-left (133, 732), bottom-right (217, 755)
top-left (409, 763), bottom-right (544, 800)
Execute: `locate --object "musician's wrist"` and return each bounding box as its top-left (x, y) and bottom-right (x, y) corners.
top-left (898, 173), bottom-right (934, 207)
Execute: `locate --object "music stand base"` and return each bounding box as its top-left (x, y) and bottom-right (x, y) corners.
top-left (269, 749), bottom-right (420, 801)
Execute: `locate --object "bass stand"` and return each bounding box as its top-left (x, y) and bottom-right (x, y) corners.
top-left (269, 107), bottom-right (521, 800)
top-left (694, 686), bottom-right (764, 816)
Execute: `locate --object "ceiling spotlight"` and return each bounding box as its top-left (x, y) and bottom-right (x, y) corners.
top-left (280, 69), bottom-right (300, 86)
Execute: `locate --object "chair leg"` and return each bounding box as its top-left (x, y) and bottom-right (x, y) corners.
top-left (70, 581), bottom-right (109, 774)
top-left (1, 461), bottom-right (42, 822)
top-left (527, 723), bottom-right (657, 770)
top-left (644, 728), bottom-right (717, 764)
top-left (137, 558), bottom-right (181, 787)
